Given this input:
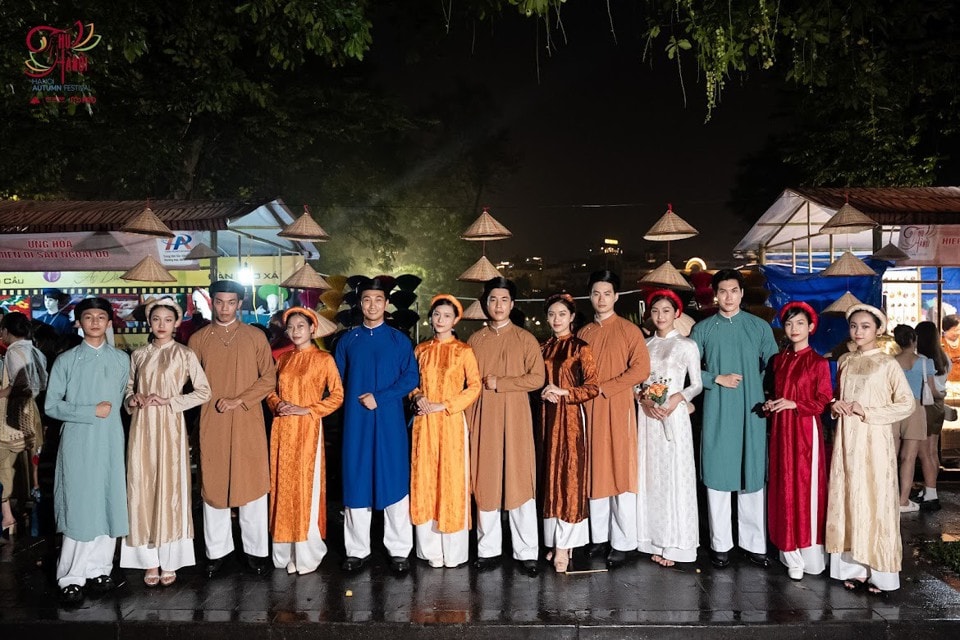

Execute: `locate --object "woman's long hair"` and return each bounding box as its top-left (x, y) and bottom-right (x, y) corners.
top-left (916, 320), bottom-right (949, 376)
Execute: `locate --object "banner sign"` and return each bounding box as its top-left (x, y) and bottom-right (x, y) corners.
top-left (898, 225), bottom-right (960, 266)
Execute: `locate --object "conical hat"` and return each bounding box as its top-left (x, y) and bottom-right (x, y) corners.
top-left (120, 255), bottom-right (177, 282)
top-left (461, 208), bottom-right (512, 241)
top-left (277, 208), bottom-right (330, 241)
top-left (461, 300), bottom-right (487, 320)
top-left (643, 205), bottom-right (699, 241)
top-left (458, 256), bottom-right (502, 282)
top-left (323, 274), bottom-right (347, 293)
top-left (280, 263), bottom-right (331, 289)
top-left (822, 291), bottom-right (862, 315)
top-left (320, 289), bottom-right (345, 310)
top-left (640, 261), bottom-right (694, 291)
top-left (122, 205), bottom-right (175, 238)
top-left (313, 313), bottom-right (339, 338)
top-left (821, 251), bottom-right (877, 276)
top-left (184, 242), bottom-right (219, 259)
top-left (818, 202), bottom-right (877, 234)
top-left (871, 243), bottom-right (910, 262)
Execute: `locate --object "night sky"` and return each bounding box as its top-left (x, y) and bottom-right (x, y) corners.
top-left (376, 4), bottom-right (785, 265)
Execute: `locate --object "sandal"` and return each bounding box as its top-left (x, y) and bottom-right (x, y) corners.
top-left (553, 548), bottom-right (569, 573)
top-left (144, 569), bottom-right (160, 587)
top-left (866, 582), bottom-right (887, 597)
top-left (843, 579), bottom-right (866, 592)
top-left (159, 571), bottom-right (176, 587)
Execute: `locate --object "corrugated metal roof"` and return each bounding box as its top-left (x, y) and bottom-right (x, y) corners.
top-left (0, 198), bottom-right (274, 234)
top-left (791, 187), bottom-right (960, 225)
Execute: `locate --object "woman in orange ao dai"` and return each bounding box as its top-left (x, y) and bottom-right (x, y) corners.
top-left (410, 294), bottom-right (481, 568)
top-left (267, 307), bottom-right (343, 575)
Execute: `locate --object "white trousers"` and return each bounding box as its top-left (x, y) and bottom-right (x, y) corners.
top-left (778, 418), bottom-right (826, 575)
top-left (706, 487), bottom-right (766, 554)
top-left (203, 493), bottom-right (268, 560)
top-left (57, 535), bottom-right (117, 588)
top-left (830, 552), bottom-right (900, 591)
top-left (272, 438), bottom-right (327, 573)
top-left (415, 523), bottom-right (469, 568)
top-left (543, 517), bottom-right (590, 549)
top-left (344, 495), bottom-right (413, 559)
top-left (589, 492), bottom-right (638, 551)
top-left (477, 498), bottom-right (539, 561)
top-left (120, 538), bottom-right (195, 572)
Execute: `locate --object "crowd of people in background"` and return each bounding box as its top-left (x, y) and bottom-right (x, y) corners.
top-left (0, 268), bottom-right (951, 606)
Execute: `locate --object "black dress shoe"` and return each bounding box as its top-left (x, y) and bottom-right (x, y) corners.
top-left (519, 559), bottom-right (539, 576)
top-left (474, 555), bottom-right (501, 571)
top-left (606, 549), bottom-right (629, 568)
top-left (920, 498), bottom-right (942, 512)
top-left (206, 555), bottom-right (228, 578)
top-left (341, 556), bottom-right (368, 572)
top-left (85, 574), bottom-right (115, 594)
top-left (709, 550), bottom-right (730, 569)
top-left (743, 550), bottom-right (769, 568)
top-left (584, 542), bottom-right (611, 558)
top-left (60, 584), bottom-right (84, 606)
top-left (246, 554), bottom-right (269, 575)
top-left (390, 556), bottom-right (410, 574)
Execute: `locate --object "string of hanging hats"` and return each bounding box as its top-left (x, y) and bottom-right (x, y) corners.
top-left (459, 206), bottom-right (510, 283)
top-left (121, 200), bottom-right (175, 238)
top-left (120, 255), bottom-right (176, 283)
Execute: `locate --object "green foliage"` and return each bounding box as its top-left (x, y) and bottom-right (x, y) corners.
top-left (924, 540), bottom-right (960, 575)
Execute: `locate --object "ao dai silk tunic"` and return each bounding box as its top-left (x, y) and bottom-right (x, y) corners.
top-left (334, 324), bottom-right (419, 510)
top-left (125, 341), bottom-right (211, 547)
top-left (267, 348), bottom-right (344, 541)
top-left (540, 335), bottom-right (599, 524)
top-left (825, 349), bottom-right (914, 573)
top-left (690, 311), bottom-right (779, 492)
top-left (46, 342), bottom-right (130, 542)
top-left (576, 315), bottom-right (650, 498)
top-left (467, 323), bottom-right (545, 512)
top-left (637, 331), bottom-right (703, 552)
top-left (767, 347), bottom-right (832, 552)
top-left (409, 338), bottom-right (481, 532)
top-left (189, 322), bottom-right (277, 508)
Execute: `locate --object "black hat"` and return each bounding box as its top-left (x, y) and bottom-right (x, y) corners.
top-left (209, 279), bottom-right (246, 300)
top-left (356, 277), bottom-right (392, 295)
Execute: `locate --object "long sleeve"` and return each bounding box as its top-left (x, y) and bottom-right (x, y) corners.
top-left (680, 341), bottom-right (704, 403)
top-left (307, 359), bottom-right (344, 420)
top-left (237, 334), bottom-right (277, 410)
top-left (373, 337), bottom-right (419, 401)
top-left (793, 357), bottom-right (833, 417)
top-left (599, 325), bottom-right (650, 399)
top-left (690, 324), bottom-right (717, 390)
top-left (758, 323), bottom-right (779, 373)
top-left (123, 354), bottom-right (138, 411)
top-left (497, 333), bottom-right (546, 393)
top-left (566, 345), bottom-right (600, 405)
top-left (443, 347), bottom-right (481, 415)
top-left (44, 357), bottom-right (98, 424)
top-left (169, 350), bottom-right (212, 413)
top-left (862, 361), bottom-right (916, 425)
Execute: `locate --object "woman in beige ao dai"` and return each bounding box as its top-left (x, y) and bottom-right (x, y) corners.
top-left (827, 304), bottom-right (913, 593)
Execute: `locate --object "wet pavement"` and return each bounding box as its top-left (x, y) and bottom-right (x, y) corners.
top-left (2, 487), bottom-right (960, 639)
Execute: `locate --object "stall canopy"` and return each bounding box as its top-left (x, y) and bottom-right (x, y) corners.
top-left (734, 187), bottom-right (960, 269)
top-left (0, 197), bottom-right (318, 272)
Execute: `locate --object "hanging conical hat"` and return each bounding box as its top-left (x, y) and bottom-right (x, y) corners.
top-left (821, 251), bottom-right (877, 276)
top-left (121, 204), bottom-right (175, 238)
top-left (277, 207), bottom-right (330, 241)
top-left (120, 255), bottom-right (176, 282)
top-left (461, 207), bottom-right (512, 241)
top-left (184, 242), bottom-right (219, 260)
top-left (818, 202), bottom-right (878, 234)
top-left (640, 261), bottom-right (694, 291)
top-left (461, 300), bottom-right (487, 320)
top-left (822, 291), bottom-right (863, 315)
top-left (458, 256), bottom-right (502, 282)
top-left (280, 263), bottom-right (331, 289)
top-left (313, 314), bottom-right (339, 338)
top-left (643, 204), bottom-right (699, 241)
top-left (871, 243), bottom-right (910, 262)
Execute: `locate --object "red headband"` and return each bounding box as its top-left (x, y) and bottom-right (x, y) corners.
top-left (645, 289), bottom-right (683, 312)
top-left (779, 301), bottom-right (818, 334)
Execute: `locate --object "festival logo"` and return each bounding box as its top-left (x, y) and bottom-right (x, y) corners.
top-left (24, 21), bottom-right (101, 109)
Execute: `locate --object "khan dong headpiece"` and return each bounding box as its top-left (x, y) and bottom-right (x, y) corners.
top-left (779, 301), bottom-right (818, 334)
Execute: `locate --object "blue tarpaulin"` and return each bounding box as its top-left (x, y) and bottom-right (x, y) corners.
top-left (761, 259), bottom-right (889, 355)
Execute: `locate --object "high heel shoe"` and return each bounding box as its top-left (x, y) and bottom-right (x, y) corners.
top-left (0, 521), bottom-right (16, 544)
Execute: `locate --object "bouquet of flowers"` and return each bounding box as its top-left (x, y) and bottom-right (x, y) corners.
top-left (642, 375), bottom-right (671, 406)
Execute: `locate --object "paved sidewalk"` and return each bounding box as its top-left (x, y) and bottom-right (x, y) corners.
top-left (1, 486), bottom-right (959, 639)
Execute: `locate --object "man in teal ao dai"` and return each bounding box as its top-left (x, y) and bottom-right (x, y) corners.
top-left (45, 298), bottom-right (130, 605)
top-left (690, 269), bottom-right (778, 569)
